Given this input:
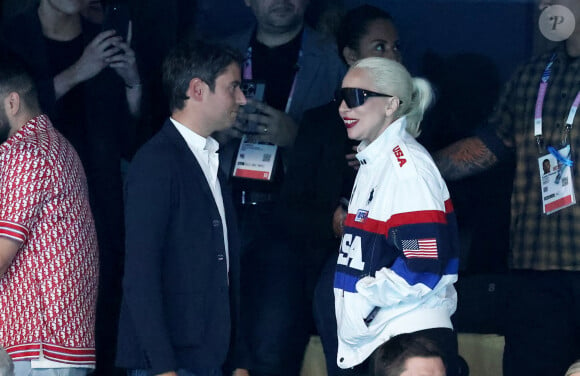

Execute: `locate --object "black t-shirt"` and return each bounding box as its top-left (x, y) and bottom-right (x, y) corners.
top-left (234, 29), bottom-right (304, 194)
top-left (44, 34), bottom-right (87, 161)
top-left (249, 29), bottom-right (303, 112)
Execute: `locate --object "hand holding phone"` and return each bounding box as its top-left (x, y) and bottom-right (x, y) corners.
top-left (235, 80), bottom-right (266, 134)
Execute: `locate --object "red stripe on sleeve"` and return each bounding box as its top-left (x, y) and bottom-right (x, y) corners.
top-left (0, 220), bottom-right (28, 242)
top-left (444, 199), bottom-right (454, 214)
top-left (345, 209), bottom-right (447, 235)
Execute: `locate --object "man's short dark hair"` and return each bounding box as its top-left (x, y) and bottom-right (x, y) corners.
top-left (162, 39), bottom-right (243, 112)
top-left (372, 333), bottom-right (445, 376)
top-left (0, 53), bottom-right (39, 111)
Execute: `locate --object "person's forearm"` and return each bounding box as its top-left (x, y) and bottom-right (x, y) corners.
top-left (434, 136), bottom-right (498, 181)
top-left (125, 84), bottom-right (142, 118)
top-left (53, 64), bottom-right (83, 100)
top-left (0, 237), bottom-right (21, 278)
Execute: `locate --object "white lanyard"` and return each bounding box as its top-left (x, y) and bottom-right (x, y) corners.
top-left (534, 53), bottom-right (579, 148)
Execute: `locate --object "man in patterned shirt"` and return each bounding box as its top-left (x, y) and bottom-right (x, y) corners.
top-left (435, 0), bottom-right (580, 375)
top-left (0, 58), bottom-right (99, 375)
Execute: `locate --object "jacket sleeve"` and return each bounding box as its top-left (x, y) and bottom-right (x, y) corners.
top-left (356, 171), bottom-right (459, 309)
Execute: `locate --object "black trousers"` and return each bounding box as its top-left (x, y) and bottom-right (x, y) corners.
top-left (235, 203), bottom-right (311, 376)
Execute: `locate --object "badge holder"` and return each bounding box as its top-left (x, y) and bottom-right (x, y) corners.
top-left (538, 145), bottom-right (576, 214)
top-left (232, 137), bottom-right (278, 181)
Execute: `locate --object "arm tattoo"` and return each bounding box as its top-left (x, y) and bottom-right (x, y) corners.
top-left (434, 137), bottom-right (498, 181)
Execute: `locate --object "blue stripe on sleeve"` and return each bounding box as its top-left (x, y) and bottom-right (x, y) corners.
top-left (390, 257), bottom-right (459, 289)
top-left (391, 258), bottom-right (441, 289)
top-left (334, 271), bottom-right (359, 293)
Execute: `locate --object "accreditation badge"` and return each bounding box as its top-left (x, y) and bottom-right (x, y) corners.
top-left (232, 135), bottom-right (278, 181)
top-left (538, 145), bottom-right (576, 214)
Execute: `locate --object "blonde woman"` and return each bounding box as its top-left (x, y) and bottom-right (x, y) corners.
top-left (334, 57), bottom-right (459, 375)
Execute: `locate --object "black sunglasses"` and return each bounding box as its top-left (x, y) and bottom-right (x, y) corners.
top-left (337, 88), bottom-right (400, 108)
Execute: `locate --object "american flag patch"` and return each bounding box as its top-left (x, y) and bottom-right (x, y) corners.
top-left (355, 209), bottom-right (369, 223)
top-left (402, 238), bottom-right (438, 259)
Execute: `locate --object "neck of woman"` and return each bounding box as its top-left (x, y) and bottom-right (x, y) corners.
top-left (37, 3), bottom-right (82, 41)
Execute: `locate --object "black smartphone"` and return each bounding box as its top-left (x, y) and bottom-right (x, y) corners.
top-left (236, 80), bottom-right (266, 134)
top-left (102, 1), bottom-right (130, 40)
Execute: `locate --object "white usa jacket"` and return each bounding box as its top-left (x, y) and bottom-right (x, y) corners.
top-left (334, 116), bottom-right (459, 368)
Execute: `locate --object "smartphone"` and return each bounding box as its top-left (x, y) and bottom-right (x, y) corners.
top-left (237, 80), bottom-right (266, 134)
top-left (241, 80), bottom-right (265, 102)
top-left (102, 1), bottom-right (130, 40)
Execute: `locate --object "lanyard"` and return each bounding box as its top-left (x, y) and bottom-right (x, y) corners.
top-left (534, 53), bottom-right (576, 166)
top-left (243, 31), bottom-right (305, 114)
top-left (534, 53), bottom-right (579, 147)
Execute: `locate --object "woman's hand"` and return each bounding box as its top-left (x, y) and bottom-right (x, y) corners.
top-left (54, 30), bottom-right (122, 99)
top-left (73, 30), bottom-right (123, 82)
top-left (332, 205), bottom-right (347, 238)
top-left (107, 21), bottom-right (140, 87)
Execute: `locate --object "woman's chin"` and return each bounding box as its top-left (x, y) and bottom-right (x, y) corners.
top-left (346, 129), bottom-right (361, 141)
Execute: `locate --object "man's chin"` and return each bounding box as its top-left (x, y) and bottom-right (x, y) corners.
top-left (267, 16), bottom-right (301, 30)
top-left (219, 121), bottom-right (236, 134)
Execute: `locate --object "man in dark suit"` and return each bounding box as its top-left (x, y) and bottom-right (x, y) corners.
top-left (116, 40), bottom-right (247, 376)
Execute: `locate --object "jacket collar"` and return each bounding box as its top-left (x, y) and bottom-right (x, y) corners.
top-left (356, 116), bottom-right (408, 166)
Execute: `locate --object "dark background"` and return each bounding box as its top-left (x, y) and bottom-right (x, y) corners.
top-left (0, 0), bottom-right (550, 81)
top-left (0, 0), bottom-right (555, 274)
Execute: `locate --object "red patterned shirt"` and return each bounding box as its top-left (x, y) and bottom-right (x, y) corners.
top-left (0, 115), bottom-right (99, 365)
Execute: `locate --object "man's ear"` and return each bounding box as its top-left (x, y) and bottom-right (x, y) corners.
top-left (342, 47), bottom-right (358, 66)
top-left (4, 92), bottom-right (21, 117)
top-left (187, 78), bottom-right (207, 102)
top-left (385, 97), bottom-right (401, 117)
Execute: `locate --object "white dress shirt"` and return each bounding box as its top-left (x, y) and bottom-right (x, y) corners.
top-left (170, 118), bottom-right (229, 270)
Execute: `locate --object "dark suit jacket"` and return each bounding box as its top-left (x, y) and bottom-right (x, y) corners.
top-left (116, 120), bottom-right (241, 375)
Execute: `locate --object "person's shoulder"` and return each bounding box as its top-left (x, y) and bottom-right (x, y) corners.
top-left (134, 123), bottom-right (174, 156)
top-left (303, 26), bottom-right (338, 56)
top-left (1, 120), bottom-right (53, 171)
top-left (130, 121), bottom-right (185, 171)
top-left (511, 46), bottom-right (560, 79)
top-left (32, 117), bottom-right (77, 159)
top-left (387, 135), bottom-right (440, 183)
top-left (302, 27), bottom-right (345, 76)
top-left (530, 45), bottom-right (562, 64)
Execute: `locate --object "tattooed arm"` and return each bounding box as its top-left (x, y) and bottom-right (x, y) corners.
top-left (434, 136), bottom-right (499, 181)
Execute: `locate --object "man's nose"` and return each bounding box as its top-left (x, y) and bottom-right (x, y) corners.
top-left (237, 87), bottom-right (247, 105)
